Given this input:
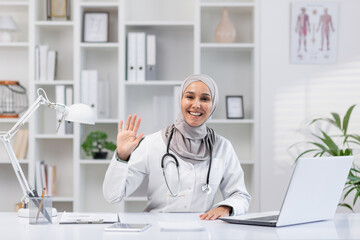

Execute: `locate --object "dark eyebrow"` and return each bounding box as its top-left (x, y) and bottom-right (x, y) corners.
top-left (184, 91), bottom-right (211, 97)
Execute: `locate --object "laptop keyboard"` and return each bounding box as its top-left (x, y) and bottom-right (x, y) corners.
top-left (247, 215), bottom-right (279, 222)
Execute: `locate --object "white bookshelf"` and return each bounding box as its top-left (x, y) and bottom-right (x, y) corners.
top-left (0, 0), bottom-right (259, 213)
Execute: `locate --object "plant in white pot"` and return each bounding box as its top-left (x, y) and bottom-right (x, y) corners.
top-left (291, 105), bottom-right (360, 211)
top-left (82, 131), bottom-right (116, 159)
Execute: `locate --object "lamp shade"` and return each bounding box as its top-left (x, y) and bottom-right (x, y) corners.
top-left (0, 15), bottom-right (17, 31)
top-left (65, 103), bottom-right (95, 125)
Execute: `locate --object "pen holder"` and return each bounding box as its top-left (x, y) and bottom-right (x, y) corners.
top-left (29, 196), bottom-right (52, 224)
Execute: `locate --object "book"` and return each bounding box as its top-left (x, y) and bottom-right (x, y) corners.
top-left (17, 129), bottom-right (29, 160)
top-left (39, 45), bottom-right (49, 81)
top-left (47, 50), bottom-right (57, 81)
top-left (12, 129), bottom-right (24, 159)
top-left (127, 32), bottom-right (137, 82)
top-left (46, 165), bottom-right (56, 196)
top-left (35, 160), bottom-right (43, 194)
top-left (136, 32), bottom-right (146, 82)
top-left (146, 34), bottom-right (157, 80)
top-left (35, 46), bottom-right (40, 81)
top-left (40, 161), bottom-right (47, 195)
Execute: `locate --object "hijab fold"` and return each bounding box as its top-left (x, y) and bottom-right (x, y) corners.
top-left (161, 74), bottom-right (219, 163)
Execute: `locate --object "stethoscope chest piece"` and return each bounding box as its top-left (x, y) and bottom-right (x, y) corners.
top-left (201, 184), bottom-right (212, 194)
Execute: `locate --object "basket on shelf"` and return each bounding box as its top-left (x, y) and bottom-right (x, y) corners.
top-left (0, 81), bottom-right (28, 118)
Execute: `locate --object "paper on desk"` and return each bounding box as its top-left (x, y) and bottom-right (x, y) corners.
top-left (60, 212), bottom-right (118, 224)
top-left (159, 221), bottom-right (204, 231)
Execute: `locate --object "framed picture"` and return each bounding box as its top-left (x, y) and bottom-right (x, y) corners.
top-left (226, 96), bottom-right (244, 119)
top-left (47, 0), bottom-right (71, 20)
top-left (83, 12), bottom-right (109, 42)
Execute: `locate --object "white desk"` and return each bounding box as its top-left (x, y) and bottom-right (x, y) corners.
top-left (0, 212), bottom-right (359, 240)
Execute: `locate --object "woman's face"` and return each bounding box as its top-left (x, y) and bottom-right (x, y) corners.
top-left (181, 81), bottom-right (213, 127)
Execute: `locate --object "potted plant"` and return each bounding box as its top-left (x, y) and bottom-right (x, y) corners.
top-left (82, 131), bottom-right (116, 159)
top-left (290, 105), bottom-right (360, 211)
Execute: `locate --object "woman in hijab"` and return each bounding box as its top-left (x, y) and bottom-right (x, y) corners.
top-left (103, 74), bottom-right (250, 220)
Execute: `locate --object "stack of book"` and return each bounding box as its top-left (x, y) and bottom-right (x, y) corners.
top-left (12, 129), bottom-right (29, 160)
top-left (35, 45), bottom-right (57, 82)
top-left (35, 160), bottom-right (56, 196)
top-left (127, 32), bottom-right (157, 81)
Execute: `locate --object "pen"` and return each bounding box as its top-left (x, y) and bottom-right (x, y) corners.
top-left (36, 187), bottom-right (46, 222)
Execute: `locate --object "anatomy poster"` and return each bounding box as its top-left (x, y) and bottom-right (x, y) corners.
top-left (291, 2), bottom-right (338, 64)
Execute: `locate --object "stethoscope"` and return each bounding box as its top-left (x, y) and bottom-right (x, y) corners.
top-left (161, 127), bottom-right (212, 197)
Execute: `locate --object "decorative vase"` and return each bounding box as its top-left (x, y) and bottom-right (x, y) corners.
top-left (93, 151), bottom-right (108, 159)
top-left (215, 8), bottom-right (236, 43)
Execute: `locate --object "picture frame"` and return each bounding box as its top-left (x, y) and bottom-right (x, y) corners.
top-left (226, 96), bottom-right (244, 119)
top-left (47, 0), bottom-right (71, 20)
top-left (83, 12), bottom-right (109, 43)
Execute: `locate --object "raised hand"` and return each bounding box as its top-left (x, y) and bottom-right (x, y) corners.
top-left (116, 114), bottom-right (144, 161)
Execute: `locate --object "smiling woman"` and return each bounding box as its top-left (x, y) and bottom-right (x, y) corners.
top-left (103, 74), bottom-right (251, 221)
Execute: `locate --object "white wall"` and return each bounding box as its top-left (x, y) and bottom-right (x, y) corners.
top-left (260, 0), bottom-right (360, 212)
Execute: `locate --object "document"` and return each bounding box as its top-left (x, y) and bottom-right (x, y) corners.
top-left (59, 212), bottom-right (118, 224)
top-left (158, 221), bottom-right (204, 231)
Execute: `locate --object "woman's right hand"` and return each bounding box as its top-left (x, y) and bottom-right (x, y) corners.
top-left (116, 114), bottom-right (144, 161)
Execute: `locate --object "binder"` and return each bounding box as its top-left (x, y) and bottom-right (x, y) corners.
top-left (136, 32), bottom-right (146, 82)
top-left (81, 70), bottom-right (89, 104)
top-left (65, 86), bottom-right (74, 134)
top-left (55, 85), bottom-right (65, 134)
top-left (146, 34), bottom-right (157, 80)
top-left (127, 33), bottom-right (137, 82)
top-left (98, 78), bottom-right (110, 119)
top-left (88, 70), bottom-right (98, 120)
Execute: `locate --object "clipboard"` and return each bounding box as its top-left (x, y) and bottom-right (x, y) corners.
top-left (59, 212), bottom-right (118, 224)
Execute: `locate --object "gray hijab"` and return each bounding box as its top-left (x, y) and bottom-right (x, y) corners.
top-left (161, 74), bottom-right (219, 163)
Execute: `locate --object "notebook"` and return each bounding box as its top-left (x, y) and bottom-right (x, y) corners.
top-left (220, 156), bottom-right (353, 227)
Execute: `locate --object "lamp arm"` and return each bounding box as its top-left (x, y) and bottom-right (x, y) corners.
top-left (0, 94), bottom-right (49, 202)
top-left (6, 95), bottom-right (45, 140)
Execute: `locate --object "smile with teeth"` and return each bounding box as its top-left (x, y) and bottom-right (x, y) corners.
top-left (189, 111), bottom-right (202, 116)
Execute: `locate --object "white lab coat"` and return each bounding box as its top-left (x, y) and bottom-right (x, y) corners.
top-left (103, 131), bottom-right (251, 215)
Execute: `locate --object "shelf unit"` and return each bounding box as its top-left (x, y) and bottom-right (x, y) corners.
top-left (0, 0), bottom-right (30, 212)
top-left (0, 0), bottom-right (259, 213)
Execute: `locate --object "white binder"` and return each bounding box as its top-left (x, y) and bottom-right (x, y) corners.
top-left (146, 34), bottom-right (157, 80)
top-left (136, 32), bottom-right (146, 82)
top-left (55, 85), bottom-right (65, 134)
top-left (127, 33), bottom-right (137, 81)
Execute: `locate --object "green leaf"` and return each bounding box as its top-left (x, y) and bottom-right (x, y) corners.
top-left (330, 112), bottom-right (342, 129)
top-left (315, 131), bottom-right (339, 156)
top-left (343, 187), bottom-right (356, 200)
top-left (295, 149), bottom-right (320, 162)
top-left (353, 190), bottom-right (360, 206)
top-left (338, 203), bottom-right (353, 212)
top-left (343, 105), bottom-right (356, 135)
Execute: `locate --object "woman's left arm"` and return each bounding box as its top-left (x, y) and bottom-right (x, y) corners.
top-left (200, 141), bottom-right (251, 220)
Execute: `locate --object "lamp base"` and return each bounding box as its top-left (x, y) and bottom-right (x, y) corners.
top-left (17, 207), bottom-right (58, 218)
top-left (0, 31), bottom-right (12, 42)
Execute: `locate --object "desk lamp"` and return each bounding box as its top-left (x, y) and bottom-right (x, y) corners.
top-left (0, 15), bottom-right (17, 42)
top-left (0, 88), bottom-right (95, 217)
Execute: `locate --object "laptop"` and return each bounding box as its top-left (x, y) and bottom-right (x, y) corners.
top-left (220, 156), bottom-right (353, 227)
